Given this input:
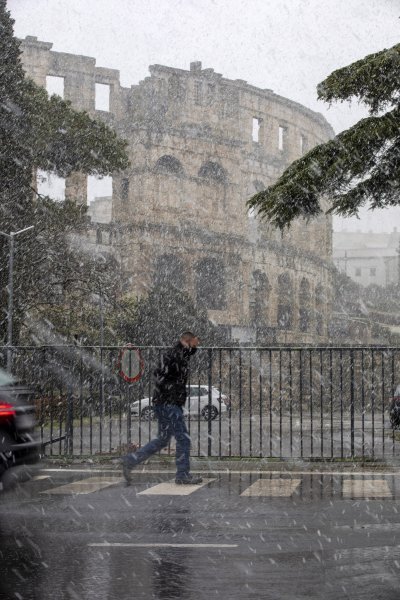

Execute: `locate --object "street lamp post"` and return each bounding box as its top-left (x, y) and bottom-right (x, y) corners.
top-left (0, 226), bottom-right (34, 371)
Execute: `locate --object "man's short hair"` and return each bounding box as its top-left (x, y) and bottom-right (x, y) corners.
top-left (180, 331), bottom-right (197, 342)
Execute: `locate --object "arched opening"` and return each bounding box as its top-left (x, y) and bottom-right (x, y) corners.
top-left (315, 284), bottom-right (325, 336)
top-left (249, 270), bottom-right (270, 323)
top-left (253, 180), bottom-right (265, 193)
top-left (198, 161), bottom-right (227, 184)
top-left (154, 254), bottom-right (184, 289)
top-left (277, 273), bottom-right (293, 330)
top-left (248, 180), bottom-right (265, 218)
top-left (299, 278), bottom-right (311, 332)
top-left (154, 155), bottom-right (185, 177)
top-left (196, 258), bottom-right (226, 310)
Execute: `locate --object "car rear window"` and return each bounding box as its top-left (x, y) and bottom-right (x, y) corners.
top-left (0, 368), bottom-right (14, 387)
top-left (188, 387), bottom-right (209, 396)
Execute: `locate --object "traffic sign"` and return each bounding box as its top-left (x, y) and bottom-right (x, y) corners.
top-left (118, 345), bottom-right (144, 383)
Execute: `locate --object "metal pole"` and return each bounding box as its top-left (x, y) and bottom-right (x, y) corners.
top-left (99, 288), bottom-right (104, 347)
top-left (6, 234), bottom-right (14, 371)
top-left (0, 226), bottom-right (34, 371)
top-left (350, 349), bottom-right (355, 458)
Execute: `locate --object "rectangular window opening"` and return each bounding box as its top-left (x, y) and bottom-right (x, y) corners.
top-left (278, 125), bottom-right (287, 151)
top-left (355, 267), bottom-right (361, 277)
top-left (194, 81), bottom-right (203, 105)
top-left (370, 267), bottom-right (376, 276)
top-left (252, 118), bottom-right (261, 143)
top-left (87, 175), bottom-right (113, 223)
top-left (46, 75), bottom-right (64, 99)
top-left (300, 134), bottom-right (308, 155)
top-left (37, 170), bottom-right (65, 202)
top-left (95, 83), bottom-right (110, 112)
top-left (121, 178), bottom-right (129, 202)
top-left (207, 83), bottom-right (215, 105)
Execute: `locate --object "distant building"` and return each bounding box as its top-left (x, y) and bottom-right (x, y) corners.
top-left (333, 229), bottom-right (400, 287)
top-left (87, 196), bottom-right (112, 224)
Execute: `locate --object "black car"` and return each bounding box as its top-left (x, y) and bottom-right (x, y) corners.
top-left (0, 369), bottom-right (41, 485)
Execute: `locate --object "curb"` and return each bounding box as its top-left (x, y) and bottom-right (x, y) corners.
top-left (39, 456), bottom-right (400, 473)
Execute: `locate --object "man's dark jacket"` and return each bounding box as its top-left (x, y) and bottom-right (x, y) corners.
top-left (152, 342), bottom-right (197, 406)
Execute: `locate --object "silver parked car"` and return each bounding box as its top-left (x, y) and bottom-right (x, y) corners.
top-left (131, 385), bottom-right (229, 421)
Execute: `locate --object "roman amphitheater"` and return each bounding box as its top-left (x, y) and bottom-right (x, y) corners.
top-left (20, 36), bottom-right (334, 344)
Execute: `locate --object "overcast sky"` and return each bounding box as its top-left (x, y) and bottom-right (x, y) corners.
top-left (8, 0), bottom-right (400, 233)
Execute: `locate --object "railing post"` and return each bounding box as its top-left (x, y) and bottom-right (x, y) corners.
top-left (350, 349), bottom-right (355, 458)
top-left (99, 346), bottom-right (104, 453)
top-left (207, 348), bottom-right (213, 457)
top-left (65, 384), bottom-right (74, 456)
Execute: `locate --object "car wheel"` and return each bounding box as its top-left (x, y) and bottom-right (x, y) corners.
top-left (201, 406), bottom-right (218, 421)
top-left (0, 429), bottom-right (14, 473)
top-left (390, 411), bottom-right (400, 430)
top-left (141, 406), bottom-right (155, 421)
top-left (0, 428), bottom-right (14, 453)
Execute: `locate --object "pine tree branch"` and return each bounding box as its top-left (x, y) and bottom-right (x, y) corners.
top-left (317, 43), bottom-right (400, 113)
top-left (248, 107), bottom-right (400, 228)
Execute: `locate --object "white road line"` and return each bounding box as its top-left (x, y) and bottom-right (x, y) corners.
top-left (342, 479), bottom-right (393, 498)
top-left (41, 476), bottom-right (124, 495)
top-left (137, 478), bottom-right (216, 496)
top-left (88, 543), bottom-right (237, 548)
top-left (240, 478), bottom-right (301, 497)
top-left (335, 523), bottom-right (400, 531)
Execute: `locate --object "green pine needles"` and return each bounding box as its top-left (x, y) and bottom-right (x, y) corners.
top-left (248, 43), bottom-right (400, 229)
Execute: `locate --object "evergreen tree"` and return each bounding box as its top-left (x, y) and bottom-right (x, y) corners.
top-left (113, 283), bottom-right (227, 347)
top-left (248, 43), bottom-right (400, 228)
top-left (0, 2), bottom-right (129, 343)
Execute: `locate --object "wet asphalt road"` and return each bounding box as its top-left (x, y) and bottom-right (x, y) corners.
top-left (1, 466), bottom-right (400, 600)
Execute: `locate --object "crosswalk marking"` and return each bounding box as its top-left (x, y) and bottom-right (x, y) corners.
top-left (41, 476), bottom-right (123, 495)
top-left (240, 478), bottom-right (301, 497)
top-left (342, 479), bottom-right (392, 498)
top-left (88, 543), bottom-right (237, 548)
top-left (34, 473), bottom-right (395, 500)
top-left (137, 478), bottom-right (216, 496)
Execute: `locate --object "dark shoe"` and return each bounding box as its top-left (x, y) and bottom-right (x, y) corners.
top-left (175, 475), bottom-right (203, 485)
top-left (122, 461), bottom-right (132, 486)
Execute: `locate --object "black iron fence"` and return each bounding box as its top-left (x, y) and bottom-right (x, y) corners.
top-left (3, 345), bottom-right (400, 460)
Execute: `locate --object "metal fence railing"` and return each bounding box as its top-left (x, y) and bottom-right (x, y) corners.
top-left (3, 345), bottom-right (400, 460)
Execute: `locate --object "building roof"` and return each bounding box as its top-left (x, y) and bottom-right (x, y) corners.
top-left (333, 229), bottom-right (400, 256)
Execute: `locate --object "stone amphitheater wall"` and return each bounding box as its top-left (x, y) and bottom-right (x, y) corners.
top-left (20, 37), bottom-right (334, 344)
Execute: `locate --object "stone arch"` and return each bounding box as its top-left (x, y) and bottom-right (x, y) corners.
top-left (315, 284), bottom-right (324, 307)
top-left (198, 161), bottom-right (227, 184)
top-left (253, 180), bottom-right (265, 193)
top-left (154, 254), bottom-right (184, 288)
top-left (195, 257), bottom-right (226, 310)
top-left (299, 278), bottom-right (311, 332)
top-left (154, 155), bottom-right (185, 177)
top-left (249, 270), bottom-right (270, 323)
top-left (315, 284), bottom-right (324, 336)
top-left (277, 273), bottom-right (293, 330)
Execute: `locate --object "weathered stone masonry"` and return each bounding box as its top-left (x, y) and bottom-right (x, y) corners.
top-left (20, 36), bottom-right (335, 344)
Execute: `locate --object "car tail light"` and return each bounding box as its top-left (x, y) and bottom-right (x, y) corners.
top-left (0, 402), bottom-right (16, 417)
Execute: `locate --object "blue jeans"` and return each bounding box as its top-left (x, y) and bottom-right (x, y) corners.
top-left (124, 404), bottom-right (191, 478)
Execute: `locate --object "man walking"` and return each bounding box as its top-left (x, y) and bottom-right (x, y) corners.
top-left (122, 331), bottom-right (203, 486)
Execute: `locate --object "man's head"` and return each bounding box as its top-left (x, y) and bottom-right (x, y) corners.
top-left (180, 331), bottom-right (200, 348)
